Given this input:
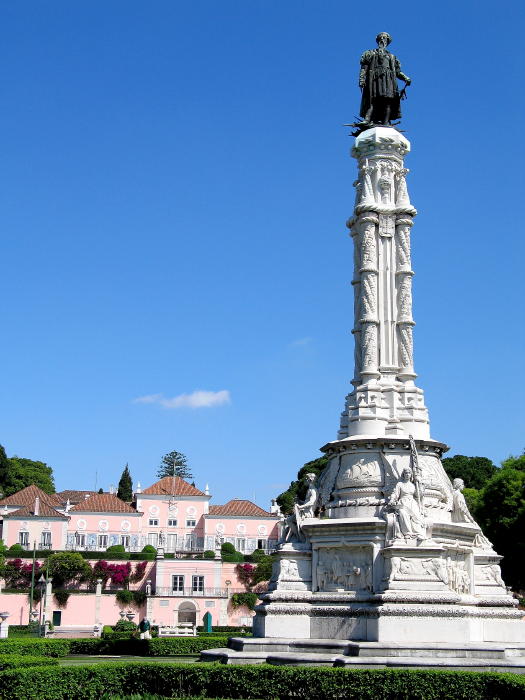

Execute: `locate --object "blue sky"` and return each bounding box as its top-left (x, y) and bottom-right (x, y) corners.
top-left (1, 1), bottom-right (524, 507)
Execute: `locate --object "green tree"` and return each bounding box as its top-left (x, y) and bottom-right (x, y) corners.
top-left (156, 450), bottom-right (192, 480)
top-left (117, 464), bottom-right (133, 501)
top-left (441, 455), bottom-right (497, 490)
top-left (276, 456), bottom-right (328, 515)
top-left (476, 464), bottom-right (525, 591)
top-left (0, 445), bottom-right (10, 491)
top-left (46, 552), bottom-right (91, 587)
top-left (3, 457), bottom-right (55, 496)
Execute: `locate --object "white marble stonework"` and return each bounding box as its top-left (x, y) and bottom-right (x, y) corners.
top-left (248, 127), bottom-right (524, 652)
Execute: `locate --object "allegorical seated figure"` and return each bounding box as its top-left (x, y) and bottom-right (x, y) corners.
top-left (388, 468), bottom-right (427, 541)
top-left (358, 32), bottom-right (411, 126)
top-left (451, 477), bottom-right (493, 549)
top-left (282, 472), bottom-right (318, 543)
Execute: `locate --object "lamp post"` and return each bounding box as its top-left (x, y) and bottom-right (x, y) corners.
top-left (37, 574), bottom-right (46, 628)
top-left (28, 540), bottom-right (37, 625)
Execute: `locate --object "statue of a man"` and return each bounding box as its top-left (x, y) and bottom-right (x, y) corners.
top-left (358, 32), bottom-right (411, 126)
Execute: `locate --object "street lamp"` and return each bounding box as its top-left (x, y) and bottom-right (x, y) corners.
top-left (37, 575), bottom-right (46, 628)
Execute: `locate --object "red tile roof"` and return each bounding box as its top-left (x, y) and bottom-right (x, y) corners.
top-left (141, 476), bottom-right (206, 497)
top-left (0, 485), bottom-right (67, 519)
top-left (208, 499), bottom-right (276, 518)
top-left (57, 490), bottom-right (99, 505)
top-left (69, 492), bottom-right (138, 514)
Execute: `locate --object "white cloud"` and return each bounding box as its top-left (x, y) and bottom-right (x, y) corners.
top-left (289, 336), bottom-right (312, 347)
top-left (133, 389), bottom-right (231, 409)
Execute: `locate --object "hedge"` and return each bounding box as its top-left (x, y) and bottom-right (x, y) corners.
top-left (0, 636), bottom-right (228, 657)
top-left (1, 664), bottom-right (525, 700)
top-left (0, 654), bottom-right (58, 670)
top-left (0, 639), bottom-right (70, 657)
top-left (68, 637), bottom-right (229, 656)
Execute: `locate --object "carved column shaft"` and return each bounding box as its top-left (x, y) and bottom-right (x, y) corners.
top-left (357, 214), bottom-right (379, 380)
top-left (395, 216), bottom-right (415, 377)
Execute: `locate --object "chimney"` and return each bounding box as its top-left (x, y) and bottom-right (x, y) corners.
top-left (34, 497), bottom-right (40, 516)
top-left (84, 493), bottom-right (90, 501)
top-left (205, 483), bottom-right (210, 495)
top-left (135, 481), bottom-right (142, 494)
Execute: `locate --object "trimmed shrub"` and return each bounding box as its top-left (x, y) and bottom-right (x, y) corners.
top-left (129, 552), bottom-right (154, 561)
top-left (141, 545), bottom-right (156, 554)
top-left (0, 653), bottom-right (58, 670)
top-left (106, 545), bottom-right (126, 553)
top-left (220, 542), bottom-right (235, 555)
top-left (203, 550), bottom-right (216, 559)
top-left (2, 664), bottom-right (525, 700)
top-left (0, 638), bottom-right (70, 657)
top-left (7, 623), bottom-right (40, 638)
top-left (8, 543), bottom-right (24, 553)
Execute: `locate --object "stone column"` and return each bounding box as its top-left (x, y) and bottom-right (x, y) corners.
top-left (395, 216), bottom-right (416, 381)
top-left (358, 213), bottom-right (380, 382)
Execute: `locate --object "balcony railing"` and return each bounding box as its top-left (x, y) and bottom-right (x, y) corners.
top-left (154, 587), bottom-right (245, 598)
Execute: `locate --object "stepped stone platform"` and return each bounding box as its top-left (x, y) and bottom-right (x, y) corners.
top-left (200, 637), bottom-right (525, 673)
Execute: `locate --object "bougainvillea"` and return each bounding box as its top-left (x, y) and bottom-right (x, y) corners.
top-left (0, 559), bottom-right (44, 588)
top-left (235, 563), bottom-right (255, 589)
top-left (91, 560), bottom-right (132, 587)
top-left (129, 561), bottom-right (147, 584)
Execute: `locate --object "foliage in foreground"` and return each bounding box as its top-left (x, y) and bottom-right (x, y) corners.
top-left (0, 636), bottom-right (229, 657)
top-left (1, 663), bottom-right (525, 700)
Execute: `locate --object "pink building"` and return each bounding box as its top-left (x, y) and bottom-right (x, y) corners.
top-left (0, 476), bottom-right (279, 555)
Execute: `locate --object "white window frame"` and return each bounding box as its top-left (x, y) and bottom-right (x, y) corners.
top-left (98, 534), bottom-right (108, 549)
top-left (167, 519), bottom-right (178, 527)
top-left (120, 535), bottom-right (130, 548)
top-left (19, 531), bottom-right (29, 546)
top-left (75, 533), bottom-right (86, 548)
top-left (172, 575), bottom-right (184, 592)
top-left (192, 575), bottom-right (204, 593)
top-left (149, 519), bottom-right (159, 526)
top-left (257, 538), bottom-right (267, 551)
top-left (41, 531), bottom-right (52, 547)
top-left (186, 519), bottom-right (196, 528)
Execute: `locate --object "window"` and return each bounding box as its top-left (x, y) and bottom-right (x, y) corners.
top-left (75, 533), bottom-right (86, 548)
top-left (149, 519), bottom-right (159, 526)
top-left (41, 531), bottom-right (52, 547)
top-left (19, 531), bottom-right (29, 547)
top-left (98, 535), bottom-right (108, 549)
top-left (192, 575), bottom-right (204, 593)
top-left (257, 539), bottom-right (267, 551)
top-left (120, 535), bottom-right (130, 548)
top-left (168, 519), bottom-right (178, 527)
top-left (148, 533), bottom-right (158, 547)
top-left (186, 519), bottom-right (196, 528)
top-left (172, 575), bottom-right (184, 592)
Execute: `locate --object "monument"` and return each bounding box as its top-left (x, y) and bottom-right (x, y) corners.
top-left (203, 34), bottom-right (524, 668)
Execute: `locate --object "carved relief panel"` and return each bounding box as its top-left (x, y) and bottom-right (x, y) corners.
top-left (317, 546), bottom-right (373, 592)
top-left (336, 453), bottom-right (384, 489)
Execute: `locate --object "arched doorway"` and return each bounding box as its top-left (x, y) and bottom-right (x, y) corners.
top-left (178, 601), bottom-right (197, 625)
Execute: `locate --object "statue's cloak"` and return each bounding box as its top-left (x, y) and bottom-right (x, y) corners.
top-left (359, 49), bottom-right (403, 121)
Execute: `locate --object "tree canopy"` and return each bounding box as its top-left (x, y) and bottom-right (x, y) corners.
top-left (0, 445), bottom-right (55, 497)
top-left (157, 450), bottom-right (192, 480)
top-left (117, 464), bottom-right (133, 501)
top-left (441, 454), bottom-right (497, 490)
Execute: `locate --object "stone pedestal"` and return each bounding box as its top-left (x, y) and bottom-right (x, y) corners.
top-left (202, 126), bottom-right (524, 665)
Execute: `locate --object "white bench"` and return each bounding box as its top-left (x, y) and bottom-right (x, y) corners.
top-left (158, 623), bottom-right (196, 637)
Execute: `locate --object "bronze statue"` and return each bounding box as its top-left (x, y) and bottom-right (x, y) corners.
top-left (357, 32), bottom-right (411, 128)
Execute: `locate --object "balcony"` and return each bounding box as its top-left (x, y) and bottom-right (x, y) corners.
top-left (154, 587), bottom-right (244, 598)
